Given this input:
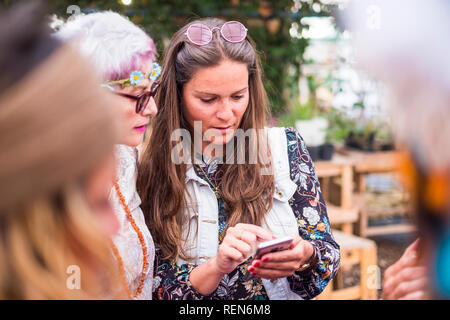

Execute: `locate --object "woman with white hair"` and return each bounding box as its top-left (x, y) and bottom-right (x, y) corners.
top-left (55, 11), bottom-right (161, 299)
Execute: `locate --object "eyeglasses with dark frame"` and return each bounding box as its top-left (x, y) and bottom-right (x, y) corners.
top-left (112, 80), bottom-right (160, 114)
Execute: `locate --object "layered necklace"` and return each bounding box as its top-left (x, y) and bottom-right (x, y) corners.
top-left (196, 164), bottom-right (222, 199)
top-left (110, 182), bottom-right (149, 299)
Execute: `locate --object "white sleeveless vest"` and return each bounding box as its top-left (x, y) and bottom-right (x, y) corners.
top-left (177, 127), bottom-right (303, 300)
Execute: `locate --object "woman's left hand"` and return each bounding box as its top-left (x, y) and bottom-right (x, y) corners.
top-left (248, 234), bottom-right (315, 280)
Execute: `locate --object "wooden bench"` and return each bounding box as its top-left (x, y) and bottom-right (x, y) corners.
top-left (327, 204), bottom-right (359, 234)
top-left (317, 229), bottom-right (378, 300)
top-left (316, 149), bottom-right (415, 238)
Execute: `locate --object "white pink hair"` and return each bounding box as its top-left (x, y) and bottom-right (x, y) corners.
top-left (54, 11), bottom-right (157, 81)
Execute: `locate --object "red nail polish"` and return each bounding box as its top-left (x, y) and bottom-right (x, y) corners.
top-left (253, 261), bottom-right (260, 268)
top-left (248, 266), bottom-right (254, 272)
top-left (262, 257), bottom-right (269, 262)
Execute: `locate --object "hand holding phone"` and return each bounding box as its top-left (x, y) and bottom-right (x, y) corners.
top-left (254, 236), bottom-right (294, 259)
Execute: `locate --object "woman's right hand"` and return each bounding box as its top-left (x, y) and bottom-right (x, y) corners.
top-left (212, 223), bottom-right (273, 275)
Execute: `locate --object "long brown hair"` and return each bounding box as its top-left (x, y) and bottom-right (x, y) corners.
top-left (138, 18), bottom-right (274, 261)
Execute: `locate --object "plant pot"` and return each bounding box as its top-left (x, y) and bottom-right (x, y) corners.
top-left (295, 117), bottom-right (328, 147)
top-left (345, 130), bottom-right (377, 152)
top-left (380, 143), bottom-right (395, 151)
top-left (307, 146), bottom-right (320, 162)
top-left (320, 143), bottom-right (334, 160)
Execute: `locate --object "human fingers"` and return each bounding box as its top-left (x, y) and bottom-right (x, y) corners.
top-left (224, 228), bottom-right (257, 256)
top-left (404, 238), bottom-right (421, 256)
top-left (236, 230), bottom-right (258, 246)
top-left (252, 260), bottom-right (299, 272)
top-left (398, 290), bottom-right (427, 300)
top-left (392, 277), bottom-right (428, 300)
top-left (383, 266), bottom-right (427, 300)
top-left (384, 266), bottom-right (427, 289)
top-left (384, 250), bottom-right (419, 281)
top-left (234, 223), bottom-right (273, 241)
top-left (218, 242), bottom-right (245, 262)
top-left (223, 235), bottom-right (253, 260)
top-left (259, 239), bottom-right (311, 264)
top-left (248, 266), bottom-right (292, 280)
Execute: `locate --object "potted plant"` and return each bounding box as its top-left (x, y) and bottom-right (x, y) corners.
top-left (278, 98), bottom-right (327, 161)
top-left (319, 108), bottom-right (353, 160)
top-left (373, 122), bottom-right (395, 151)
top-left (345, 119), bottom-right (378, 152)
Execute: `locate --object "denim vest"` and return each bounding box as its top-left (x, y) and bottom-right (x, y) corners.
top-left (177, 127), bottom-right (303, 300)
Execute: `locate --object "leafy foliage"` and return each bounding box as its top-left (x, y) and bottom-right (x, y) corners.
top-left (13, 0), bottom-right (334, 115)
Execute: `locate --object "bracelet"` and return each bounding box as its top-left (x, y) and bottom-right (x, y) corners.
top-left (296, 243), bottom-right (318, 273)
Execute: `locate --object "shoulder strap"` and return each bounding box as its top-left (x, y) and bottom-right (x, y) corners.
top-left (265, 127), bottom-right (297, 201)
top-left (266, 126), bottom-right (290, 180)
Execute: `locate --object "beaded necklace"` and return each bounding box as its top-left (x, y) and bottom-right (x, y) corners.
top-left (110, 182), bottom-right (149, 299)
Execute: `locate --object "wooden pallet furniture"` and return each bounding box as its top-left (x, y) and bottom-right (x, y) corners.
top-left (315, 159), bottom-right (371, 298)
top-left (350, 149), bottom-right (415, 237)
top-left (315, 148), bottom-right (415, 237)
top-left (314, 160), bottom-right (356, 234)
top-left (316, 229), bottom-right (378, 300)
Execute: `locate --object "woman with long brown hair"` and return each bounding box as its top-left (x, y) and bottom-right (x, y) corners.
top-left (138, 18), bottom-right (340, 300)
top-left (0, 1), bottom-right (124, 299)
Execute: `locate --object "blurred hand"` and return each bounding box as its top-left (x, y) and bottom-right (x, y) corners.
top-left (382, 238), bottom-right (429, 300)
top-left (248, 234), bottom-right (315, 280)
top-left (212, 223), bottom-right (273, 275)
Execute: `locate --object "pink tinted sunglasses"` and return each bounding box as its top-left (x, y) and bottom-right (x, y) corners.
top-left (185, 21), bottom-right (248, 46)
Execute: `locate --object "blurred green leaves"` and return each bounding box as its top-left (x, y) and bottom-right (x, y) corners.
top-left (39, 0), bottom-right (334, 115)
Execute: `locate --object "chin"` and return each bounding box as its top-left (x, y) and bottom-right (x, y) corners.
top-left (123, 132), bottom-right (144, 147)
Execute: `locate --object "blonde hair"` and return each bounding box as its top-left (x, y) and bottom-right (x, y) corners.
top-left (0, 185), bottom-right (122, 299)
top-left (0, 36), bottom-right (125, 298)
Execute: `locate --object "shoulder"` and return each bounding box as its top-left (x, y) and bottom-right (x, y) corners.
top-left (284, 126), bottom-right (307, 145)
top-left (284, 127), bottom-right (310, 156)
top-left (266, 126), bottom-right (308, 154)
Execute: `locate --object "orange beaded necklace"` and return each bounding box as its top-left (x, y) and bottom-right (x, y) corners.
top-left (110, 181), bottom-right (149, 299)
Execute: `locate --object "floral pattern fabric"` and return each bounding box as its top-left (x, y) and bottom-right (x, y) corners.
top-left (153, 127), bottom-right (340, 300)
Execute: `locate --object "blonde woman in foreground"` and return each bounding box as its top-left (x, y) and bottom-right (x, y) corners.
top-left (0, 2), bottom-right (124, 299)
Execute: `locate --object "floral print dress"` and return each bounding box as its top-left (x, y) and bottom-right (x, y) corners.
top-left (153, 127), bottom-right (340, 300)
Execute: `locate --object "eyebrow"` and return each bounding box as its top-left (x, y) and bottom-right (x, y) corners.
top-left (193, 86), bottom-right (249, 96)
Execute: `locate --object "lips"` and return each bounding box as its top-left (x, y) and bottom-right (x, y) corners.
top-left (212, 125), bottom-right (233, 133)
top-left (134, 124), bottom-right (148, 132)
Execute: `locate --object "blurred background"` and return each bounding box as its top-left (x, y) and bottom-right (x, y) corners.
top-left (1, 0), bottom-right (423, 299)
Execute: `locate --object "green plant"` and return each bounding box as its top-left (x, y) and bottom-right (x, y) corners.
top-left (278, 98), bottom-right (318, 128)
top-left (323, 108), bottom-right (354, 145)
top-left (14, 0), bottom-right (336, 116)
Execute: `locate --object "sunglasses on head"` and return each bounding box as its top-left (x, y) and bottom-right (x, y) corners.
top-left (185, 21), bottom-right (248, 46)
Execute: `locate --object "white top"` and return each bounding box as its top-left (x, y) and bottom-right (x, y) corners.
top-left (109, 144), bottom-right (154, 300)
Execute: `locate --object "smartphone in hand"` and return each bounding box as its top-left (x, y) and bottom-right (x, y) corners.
top-left (254, 236), bottom-right (293, 259)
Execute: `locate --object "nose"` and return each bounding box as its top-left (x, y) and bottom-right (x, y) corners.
top-left (142, 96), bottom-right (157, 117)
top-left (216, 99), bottom-right (233, 121)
